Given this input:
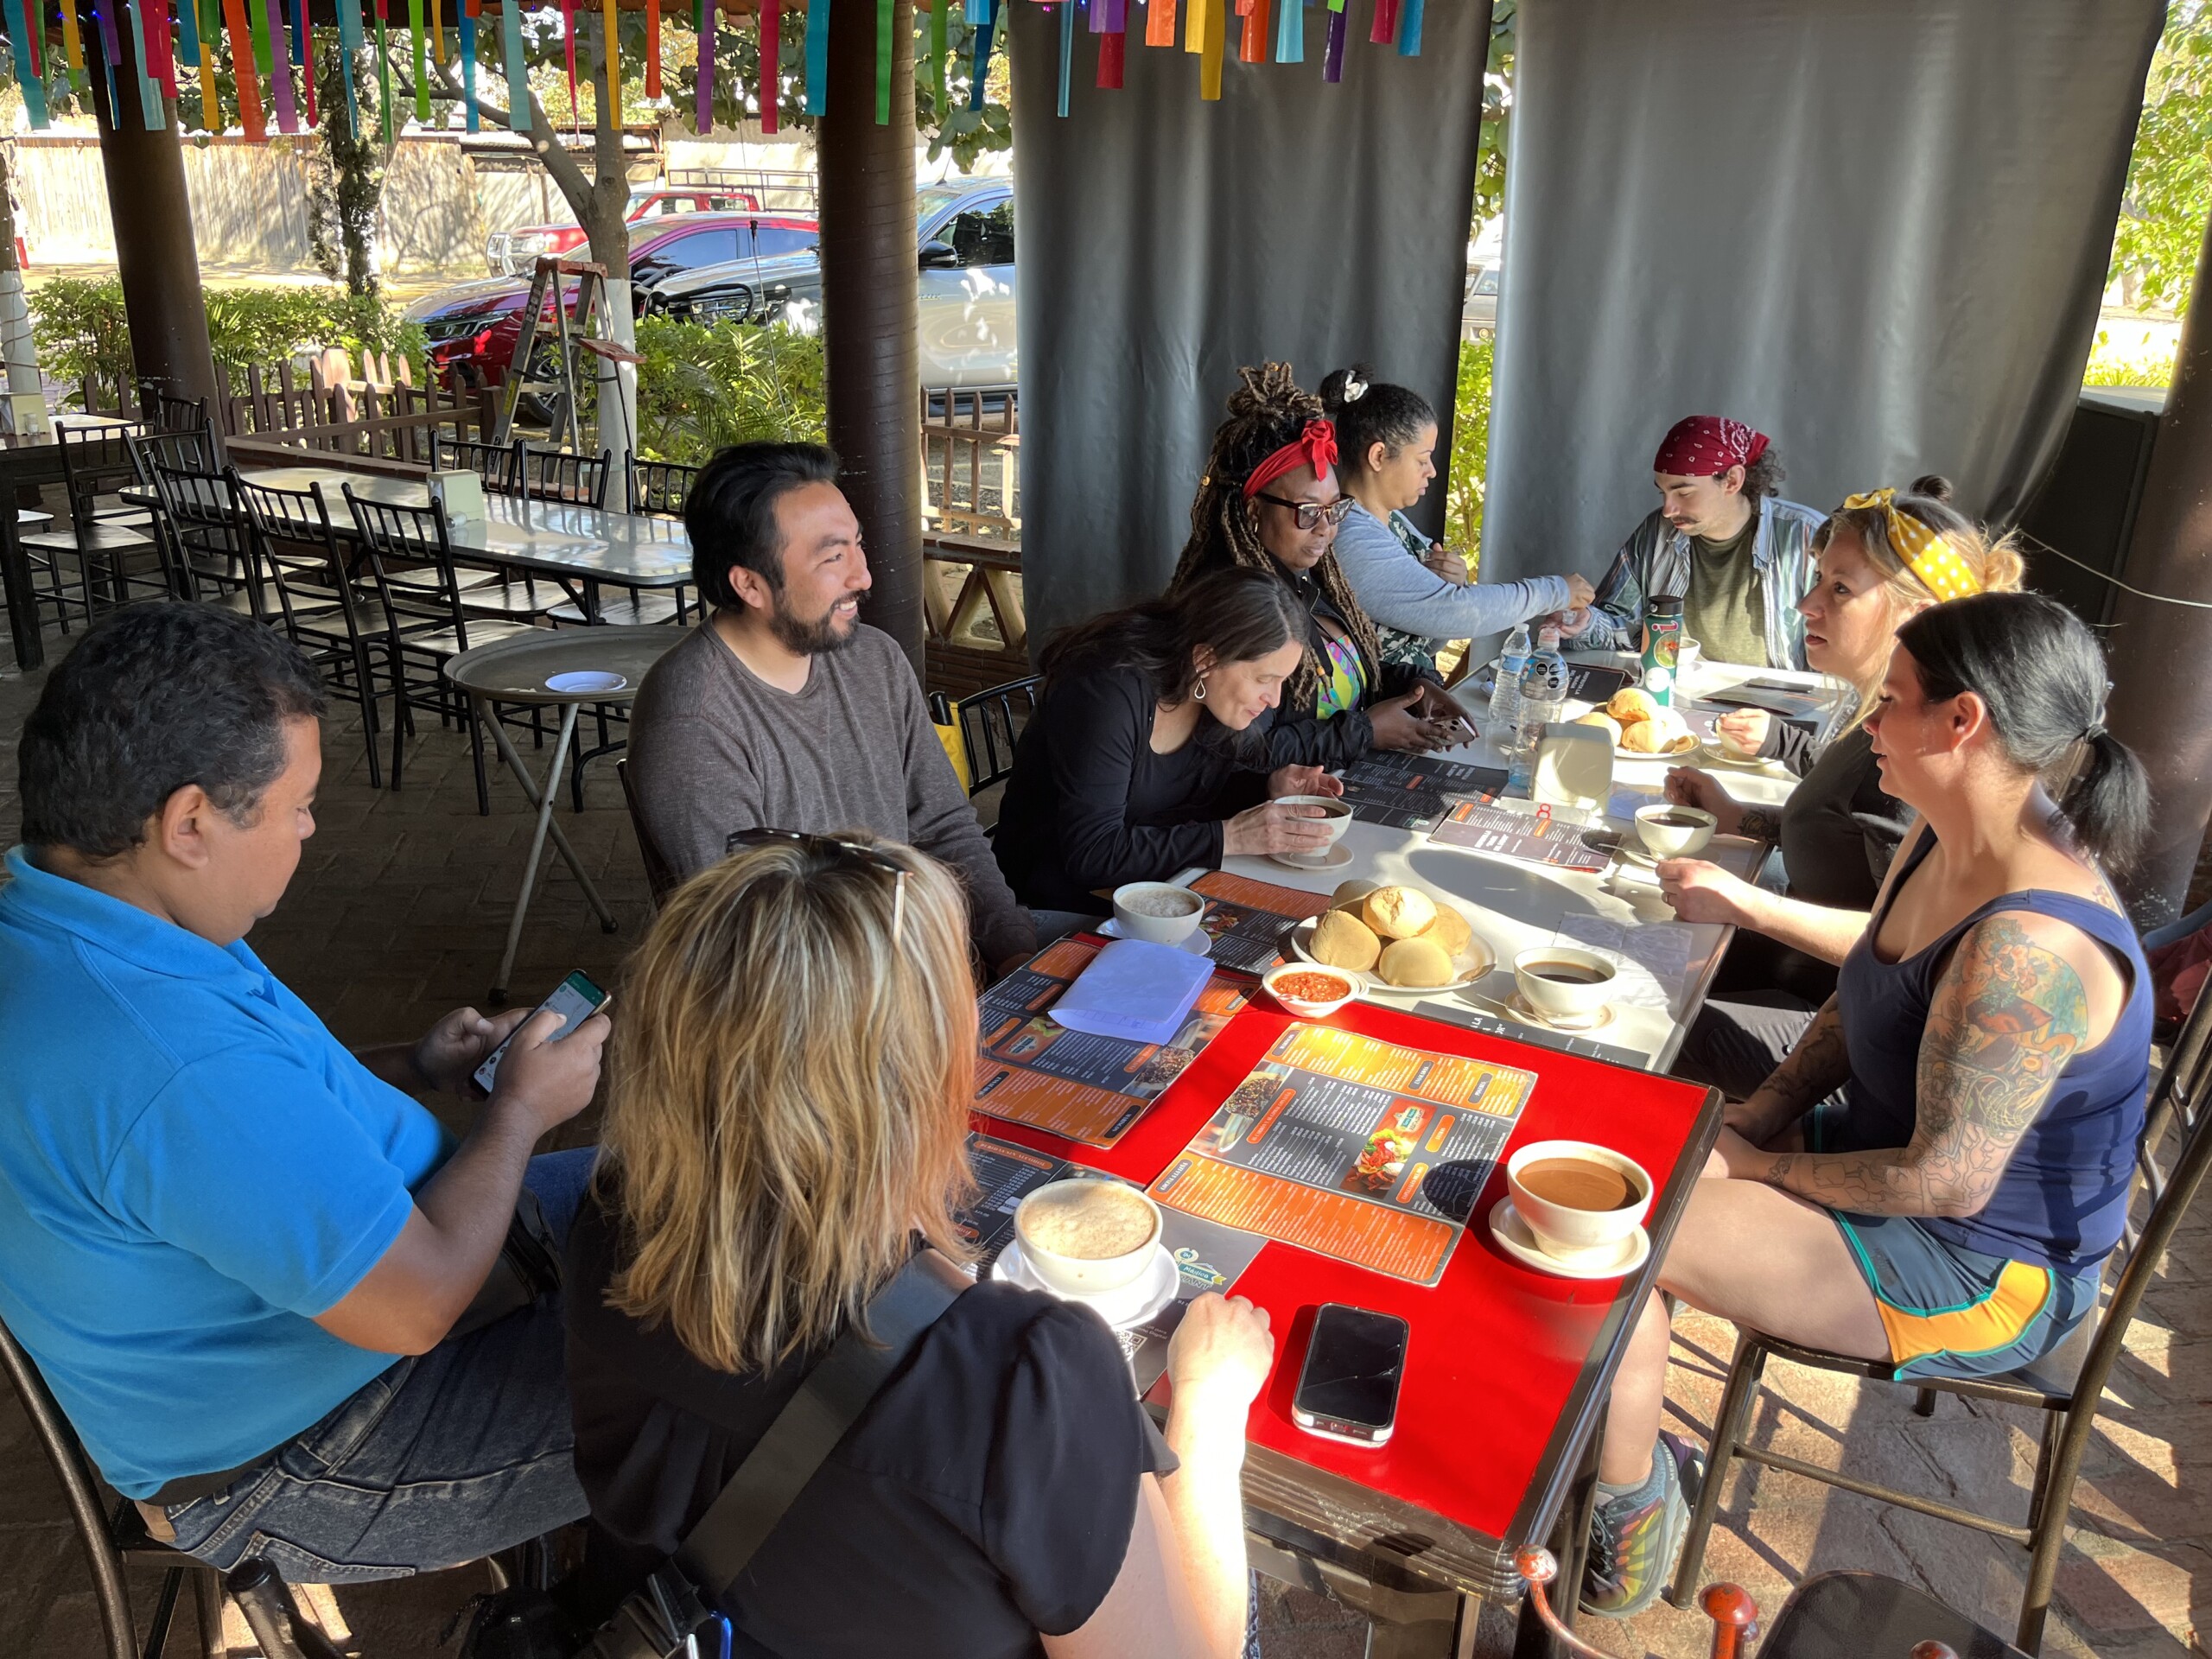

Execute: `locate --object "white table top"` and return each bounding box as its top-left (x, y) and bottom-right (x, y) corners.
top-left (1212, 657), bottom-right (1827, 1072)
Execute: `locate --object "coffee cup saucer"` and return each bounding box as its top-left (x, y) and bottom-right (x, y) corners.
top-left (991, 1239), bottom-right (1181, 1329)
top-left (1269, 844), bottom-right (1353, 872)
top-left (1487, 1198), bottom-right (1649, 1281)
top-left (1502, 991), bottom-right (1616, 1033)
top-left (1096, 918), bottom-right (1211, 956)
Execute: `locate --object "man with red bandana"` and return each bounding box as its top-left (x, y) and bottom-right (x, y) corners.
top-left (1565, 416), bottom-right (1822, 671)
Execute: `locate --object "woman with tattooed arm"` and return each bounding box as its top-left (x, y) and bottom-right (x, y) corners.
top-left (1578, 593), bottom-right (2152, 1620)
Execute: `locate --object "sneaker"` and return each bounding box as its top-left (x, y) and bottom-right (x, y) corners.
top-left (1580, 1431), bottom-right (1706, 1619)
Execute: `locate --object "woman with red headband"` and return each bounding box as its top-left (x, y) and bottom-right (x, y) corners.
top-left (1567, 415), bottom-right (1823, 671)
top-left (1168, 363), bottom-right (1465, 758)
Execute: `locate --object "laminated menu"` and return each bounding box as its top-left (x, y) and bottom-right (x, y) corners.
top-left (1148, 1024), bottom-right (1537, 1286)
top-left (1188, 871), bottom-right (1334, 975)
top-left (1428, 799), bottom-right (1611, 872)
top-left (974, 937), bottom-right (1251, 1147)
top-left (1335, 753), bottom-right (1510, 831)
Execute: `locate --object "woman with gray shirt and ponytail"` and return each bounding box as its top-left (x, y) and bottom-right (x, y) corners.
top-left (1318, 365), bottom-right (1591, 677)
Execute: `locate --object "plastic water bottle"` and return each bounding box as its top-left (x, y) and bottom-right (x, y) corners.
top-left (1489, 622), bottom-right (1531, 743)
top-left (1513, 625), bottom-right (1570, 757)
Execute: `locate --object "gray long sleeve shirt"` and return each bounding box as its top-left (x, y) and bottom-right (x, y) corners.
top-left (626, 621), bottom-right (1035, 965)
top-left (1333, 502), bottom-right (1573, 645)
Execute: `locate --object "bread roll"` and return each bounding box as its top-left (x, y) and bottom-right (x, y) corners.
top-left (1607, 688), bottom-right (1660, 725)
top-left (1310, 910), bottom-right (1382, 972)
top-left (1332, 878), bottom-right (1382, 912)
top-left (1377, 937), bottom-right (1454, 988)
top-left (1417, 904), bottom-right (1471, 959)
top-left (1623, 710), bottom-right (1692, 754)
top-left (1362, 885), bottom-right (1437, 940)
top-left (1573, 711), bottom-right (1624, 746)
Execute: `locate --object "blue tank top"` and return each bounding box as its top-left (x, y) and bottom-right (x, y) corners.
top-left (1834, 831), bottom-right (2151, 1271)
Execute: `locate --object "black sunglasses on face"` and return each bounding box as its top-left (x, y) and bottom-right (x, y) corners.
top-left (1254, 492), bottom-right (1356, 532)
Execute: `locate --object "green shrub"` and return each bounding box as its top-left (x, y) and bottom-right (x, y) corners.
top-left (28, 276), bottom-right (133, 405)
top-left (633, 316), bottom-right (827, 464)
top-left (1446, 333), bottom-right (1494, 574)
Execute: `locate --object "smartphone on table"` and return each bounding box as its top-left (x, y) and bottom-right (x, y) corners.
top-left (473, 969), bottom-right (612, 1094)
top-left (1292, 1303), bottom-right (1409, 1447)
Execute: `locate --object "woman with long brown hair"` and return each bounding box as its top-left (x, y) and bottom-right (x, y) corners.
top-left (1170, 362), bottom-right (1465, 759)
top-left (564, 834), bottom-right (1275, 1659)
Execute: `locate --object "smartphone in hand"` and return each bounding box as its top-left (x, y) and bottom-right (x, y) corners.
top-left (473, 969), bottom-right (611, 1095)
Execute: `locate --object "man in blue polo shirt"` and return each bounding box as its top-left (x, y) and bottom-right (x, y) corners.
top-left (0, 602), bottom-right (609, 1580)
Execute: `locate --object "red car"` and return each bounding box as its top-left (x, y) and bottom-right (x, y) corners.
top-left (413, 211), bottom-right (819, 389)
top-left (486, 184), bottom-right (785, 274)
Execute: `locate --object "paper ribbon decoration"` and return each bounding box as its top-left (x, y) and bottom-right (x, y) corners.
top-left (146, 0), bottom-right (175, 96)
top-left (602, 0), bottom-right (619, 127)
top-left (1326, 0), bottom-right (1341, 10)
top-left (1238, 0), bottom-right (1267, 61)
top-left (262, 0), bottom-right (298, 129)
top-left (221, 0), bottom-right (264, 137)
top-left (92, 1), bottom-right (124, 124)
top-left (1096, 7), bottom-right (1124, 88)
top-left (372, 0), bottom-right (393, 144)
top-left (335, 0), bottom-right (365, 137)
top-left (1184, 0), bottom-right (1203, 53)
top-left (927, 0), bottom-right (945, 108)
top-left (1144, 0), bottom-right (1173, 47)
top-left (127, 0), bottom-right (162, 130)
top-left (1273, 0), bottom-right (1300, 61)
top-left (1397, 0), bottom-right (1421, 54)
top-left (458, 0), bottom-right (478, 129)
top-left (295, 0), bottom-right (315, 124)
top-left (643, 0), bottom-right (657, 99)
top-left (966, 0), bottom-right (994, 110)
top-left (1369, 0), bottom-right (1395, 44)
top-left (1091, 0), bottom-right (1123, 32)
top-left (171, 0), bottom-right (194, 73)
top-left (1052, 0), bottom-right (1069, 115)
top-left (22, 0), bottom-right (41, 78)
top-left (1319, 0), bottom-right (1344, 79)
top-left (803, 0), bottom-right (828, 115)
top-left (558, 0), bottom-right (577, 130)
top-left (499, 0), bottom-right (526, 127)
top-left (874, 0), bottom-right (890, 122)
top-left (1199, 0), bottom-right (1223, 97)
top-left (61, 0), bottom-right (88, 92)
top-left (760, 0), bottom-right (779, 131)
top-left (693, 0), bottom-right (709, 130)
top-left (430, 0), bottom-right (442, 73)
top-left (197, 0), bottom-right (222, 129)
top-left (4, 0), bottom-right (49, 126)
top-left (407, 0), bottom-right (426, 122)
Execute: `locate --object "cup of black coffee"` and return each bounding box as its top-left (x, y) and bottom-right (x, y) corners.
top-left (1634, 802), bottom-right (1717, 858)
top-left (1512, 945), bottom-right (1618, 1021)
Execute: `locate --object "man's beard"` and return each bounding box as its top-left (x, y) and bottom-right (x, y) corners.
top-left (766, 595), bottom-right (860, 655)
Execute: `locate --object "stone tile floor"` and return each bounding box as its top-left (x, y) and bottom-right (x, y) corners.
top-left (0, 630), bottom-right (2206, 1658)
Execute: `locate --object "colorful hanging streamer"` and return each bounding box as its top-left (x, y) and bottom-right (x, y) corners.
top-left (458, 0), bottom-right (478, 128)
top-left (1397, 0), bottom-right (1421, 54)
top-left (373, 0), bottom-right (393, 143)
top-left (602, 0), bottom-right (620, 127)
top-left (759, 0), bottom-right (779, 133)
top-left (1052, 0), bottom-right (1069, 115)
top-left (1274, 0), bottom-right (1300, 60)
top-left (21, 0), bottom-right (41, 78)
top-left (219, 0), bottom-right (264, 137)
top-left (874, 0), bottom-right (890, 123)
top-left (293, 0), bottom-right (315, 124)
top-left (125, 0), bottom-right (161, 130)
top-left (803, 0), bottom-right (828, 115)
top-left (262, 0), bottom-right (298, 128)
top-left (407, 0), bottom-right (427, 121)
top-left (1096, 11), bottom-right (1124, 87)
top-left (1369, 0), bottom-right (1396, 45)
top-left (430, 0), bottom-right (442, 72)
top-left (1185, 0), bottom-right (1204, 53)
top-left (1199, 0), bottom-right (1223, 97)
top-left (4, 0), bottom-right (49, 126)
top-left (93, 0), bottom-right (124, 125)
top-left (499, 0), bottom-right (527, 127)
top-left (336, 0), bottom-right (365, 137)
top-left (146, 0), bottom-right (176, 95)
top-left (197, 0), bottom-right (222, 128)
top-left (171, 0), bottom-right (195, 72)
top-left (1319, 0), bottom-right (1344, 80)
top-left (1145, 0), bottom-right (1173, 48)
top-left (1238, 0), bottom-right (1267, 62)
top-left (644, 0), bottom-right (658, 99)
top-left (558, 0), bottom-right (577, 130)
top-left (60, 0), bottom-right (87, 92)
top-left (966, 0), bottom-right (995, 110)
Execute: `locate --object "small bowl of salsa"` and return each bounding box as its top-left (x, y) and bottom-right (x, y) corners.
top-left (1262, 963), bottom-right (1360, 1019)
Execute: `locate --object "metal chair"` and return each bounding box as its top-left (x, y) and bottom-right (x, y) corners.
top-left (944, 674), bottom-right (1040, 798)
top-left (433, 432), bottom-right (524, 496)
top-left (517, 442), bottom-right (611, 507)
top-left (22, 418), bottom-right (158, 629)
top-left (617, 756), bottom-right (680, 912)
top-left (0, 1311), bottom-right (229, 1659)
top-left (345, 487), bottom-right (537, 813)
top-left (236, 474), bottom-right (401, 790)
top-left (1670, 983), bottom-right (2212, 1651)
top-left (629, 455), bottom-right (702, 518)
top-left (126, 427), bottom-right (219, 487)
top-left (146, 462), bottom-right (263, 618)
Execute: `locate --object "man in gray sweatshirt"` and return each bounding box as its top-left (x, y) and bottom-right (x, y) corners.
top-left (627, 442), bottom-right (1036, 972)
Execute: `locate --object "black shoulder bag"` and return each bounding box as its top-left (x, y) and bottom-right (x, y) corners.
top-left (583, 1249), bottom-right (970, 1659)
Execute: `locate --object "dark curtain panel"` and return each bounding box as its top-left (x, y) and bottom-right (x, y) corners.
top-left (1008, 2), bottom-right (1494, 648)
top-left (1483, 0), bottom-right (2161, 607)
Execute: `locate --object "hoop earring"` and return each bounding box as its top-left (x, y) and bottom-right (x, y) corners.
top-left (1193, 678), bottom-right (1208, 703)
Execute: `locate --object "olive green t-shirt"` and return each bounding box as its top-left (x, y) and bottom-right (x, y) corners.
top-left (1682, 512), bottom-right (1767, 669)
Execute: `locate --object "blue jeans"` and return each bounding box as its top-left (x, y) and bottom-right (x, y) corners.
top-left (162, 1148), bottom-right (596, 1583)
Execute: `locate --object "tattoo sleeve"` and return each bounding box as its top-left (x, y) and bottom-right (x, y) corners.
top-left (1728, 995), bottom-right (1849, 1141)
top-left (1737, 806), bottom-right (1783, 842)
top-left (1766, 916), bottom-right (2089, 1217)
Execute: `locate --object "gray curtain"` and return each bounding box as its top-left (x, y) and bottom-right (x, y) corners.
top-left (1483, 0), bottom-right (2161, 606)
top-left (1008, 3), bottom-right (1494, 649)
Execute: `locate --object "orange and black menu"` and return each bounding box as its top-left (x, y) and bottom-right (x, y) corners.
top-left (1148, 1023), bottom-right (1536, 1285)
top-left (973, 937), bottom-right (1253, 1147)
top-left (1187, 871), bottom-right (1334, 975)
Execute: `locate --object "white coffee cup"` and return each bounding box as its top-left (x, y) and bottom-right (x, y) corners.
top-left (1109, 881), bottom-right (1205, 944)
top-left (1275, 794), bottom-right (1352, 849)
top-left (1015, 1179), bottom-right (1163, 1295)
top-left (1507, 1140), bottom-right (1652, 1263)
top-left (1512, 945), bottom-right (1618, 1022)
top-left (1635, 803), bottom-right (1718, 858)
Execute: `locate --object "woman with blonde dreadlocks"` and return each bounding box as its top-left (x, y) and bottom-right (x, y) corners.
top-left (1169, 364), bottom-right (1466, 760)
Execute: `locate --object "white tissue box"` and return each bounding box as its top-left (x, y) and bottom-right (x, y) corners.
top-left (427, 469), bottom-right (486, 529)
top-left (1533, 724), bottom-right (1614, 812)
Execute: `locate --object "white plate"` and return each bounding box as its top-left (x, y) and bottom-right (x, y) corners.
top-left (1096, 917), bottom-right (1211, 955)
top-left (544, 670), bottom-right (627, 696)
top-left (1268, 844), bottom-right (1353, 872)
top-left (992, 1238), bottom-right (1181, 1329)
top-left (1614, 735), bottom-right (1698, 760)
top-left (1700, 741), bottom-right (1777, 770)
top-left (1287, 915), bottom-right (1496, 997)
top-left (1488, 1198), bottom-right (1650, 1281)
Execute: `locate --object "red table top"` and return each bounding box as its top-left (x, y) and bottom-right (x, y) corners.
top-left (973, 988), bottom-right (1720, 1553)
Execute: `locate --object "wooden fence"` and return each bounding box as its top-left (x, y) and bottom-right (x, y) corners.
top-left (921, 385), bottom-right (1030, 702)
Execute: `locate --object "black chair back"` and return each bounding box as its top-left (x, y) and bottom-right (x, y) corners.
top-left (434, 433), bottom-right (524, 497)
top-left (954, 675), bottom-right (1041, 796)
top-left (629, 456), bottom-right (702, 518)
top-left (126, 428), bottom-right (218, 487)
top-left (58, 418), bottom-right (151, 509)
top-left (233, 474), bottom-right (356, 633)
top-left (617, 757), bottom-right (680, 911)
top-left (148, 462), bottom-right (259, 615)
top-left (343, 487), bottom-right (479, 650)
top-left (517, 443), bottom-right (612, 507)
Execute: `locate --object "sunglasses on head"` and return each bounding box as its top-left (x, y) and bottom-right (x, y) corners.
top-left (724, 828), bottom-right (908, 938)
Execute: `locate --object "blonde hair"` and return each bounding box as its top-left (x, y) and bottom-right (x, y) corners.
top-left (1813, 476), bottom-right (2024, 727)
top-left (598, 834), bottom-right (979, 1374)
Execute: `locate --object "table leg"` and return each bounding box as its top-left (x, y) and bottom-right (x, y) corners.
top-left (0, 502), bottom-right (41, 671)
top-left (477, 696), bottom-right (619, 1001)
